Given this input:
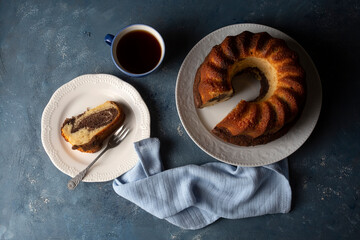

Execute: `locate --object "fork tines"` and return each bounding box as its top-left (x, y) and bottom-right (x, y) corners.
top-left (113, 125), bottom-right (130, 142)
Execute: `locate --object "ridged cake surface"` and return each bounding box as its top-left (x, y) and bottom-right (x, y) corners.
top-left (193, 31), bottom-right (306, 146)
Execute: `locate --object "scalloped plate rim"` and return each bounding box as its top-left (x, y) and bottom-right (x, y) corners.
top-left (41, 74), bottom-right (150, 182)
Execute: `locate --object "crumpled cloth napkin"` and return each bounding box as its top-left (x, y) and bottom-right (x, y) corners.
top-left (113, 138), bottom-right (292, 230)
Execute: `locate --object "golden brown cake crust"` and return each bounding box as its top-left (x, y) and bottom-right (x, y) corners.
top-left (212, 119), bottom-right (295, 146)
top-left (193, 31), bottom-right (306, 146)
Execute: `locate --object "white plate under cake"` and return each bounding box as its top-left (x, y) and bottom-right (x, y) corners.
top-left (176, 23), bottom-right (322, 166)
top-left (41, 74), bottom-right (150, 182)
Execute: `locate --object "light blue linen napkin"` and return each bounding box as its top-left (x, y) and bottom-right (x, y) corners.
top-left (113, 138), bottom-right (292, 230)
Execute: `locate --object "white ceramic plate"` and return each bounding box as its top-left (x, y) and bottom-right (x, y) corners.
top-left (175, 23), bottom-right (322, 166)
top-left (41, 74), bottom-right (150, 182)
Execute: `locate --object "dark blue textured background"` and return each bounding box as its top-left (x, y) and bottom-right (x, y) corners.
top-left (1, 0), bottom-right (359, 239)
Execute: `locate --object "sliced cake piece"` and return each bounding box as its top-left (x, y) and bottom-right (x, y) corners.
top-left (61, 101), bottom-right (125, 153)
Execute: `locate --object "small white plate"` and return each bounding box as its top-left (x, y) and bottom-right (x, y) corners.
top-left (41, 74), bottom-right (150, 182)
top-left (175, 23), bottom-right (322, 166)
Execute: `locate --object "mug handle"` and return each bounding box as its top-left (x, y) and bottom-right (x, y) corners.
top-left (104, 34), bottom-right (114, 46)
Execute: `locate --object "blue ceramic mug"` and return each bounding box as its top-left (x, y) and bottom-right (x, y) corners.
top-left (105, 24), bottom-right (165, 77)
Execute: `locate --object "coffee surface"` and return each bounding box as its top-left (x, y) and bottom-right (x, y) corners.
top-left (116, 30), bottom-right (161, 74)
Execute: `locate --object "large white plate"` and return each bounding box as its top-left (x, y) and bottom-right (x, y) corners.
top-left (41, 74), bottom-right (150, 182)
top-left (175, 24), bottom-right (322, 166)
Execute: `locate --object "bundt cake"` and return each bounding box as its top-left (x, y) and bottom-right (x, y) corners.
top-left (61, 101), bottom-right (125, 153)
top-left (193, 31), bottom-right (306, 146)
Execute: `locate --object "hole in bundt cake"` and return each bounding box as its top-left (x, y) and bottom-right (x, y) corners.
top-left (231, 67), bottom-right (267, 102)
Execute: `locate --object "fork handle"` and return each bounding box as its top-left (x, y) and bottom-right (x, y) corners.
top-left (67, 147), bottom-right (108, 190)
top-left (67, 168), bottom-right (88, 190)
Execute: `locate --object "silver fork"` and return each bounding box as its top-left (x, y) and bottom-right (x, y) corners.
top-left (67, 125), bottom-right (130, 190)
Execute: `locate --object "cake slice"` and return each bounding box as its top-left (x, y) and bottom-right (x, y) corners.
top-left (61, 101), bottom-right (125, 153)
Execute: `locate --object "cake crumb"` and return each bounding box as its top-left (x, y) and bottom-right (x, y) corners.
top-left (177, 124), bottom-right (184, 136)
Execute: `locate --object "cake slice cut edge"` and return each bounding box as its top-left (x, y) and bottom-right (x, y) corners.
top-left (61, 101), bottom-right (125, 153)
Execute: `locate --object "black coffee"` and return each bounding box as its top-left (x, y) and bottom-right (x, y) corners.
top-left (116, 30), bottom-right (162, 74)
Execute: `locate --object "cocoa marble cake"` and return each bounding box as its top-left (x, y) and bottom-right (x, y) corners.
top-left (193, 31), bottom-right (306, 146)
top-left (61, 101), bottom-right (125, 152)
